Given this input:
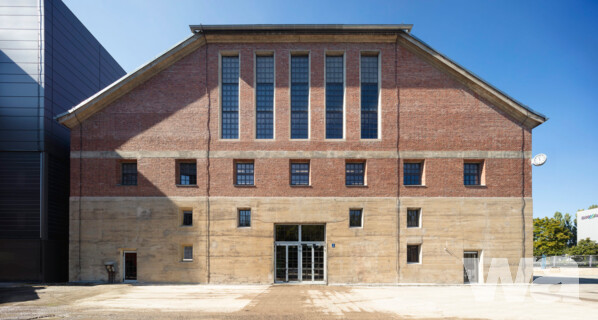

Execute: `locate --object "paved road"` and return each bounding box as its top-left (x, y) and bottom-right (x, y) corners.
top-left (1, 277), bottom-right (597, 319)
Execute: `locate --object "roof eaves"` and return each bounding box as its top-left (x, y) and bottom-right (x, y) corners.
top-left (189, 24), bottom-right (414, 34)
top-left (56, 33), bottom-right (205, 128)
top-left (397, 32), bottom-right (547, 128)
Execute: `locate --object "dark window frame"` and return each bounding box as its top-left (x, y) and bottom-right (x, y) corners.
top-left (183, 245), bottom-right (193, 261)
top-left (256, 54), bottom-right (274, 139)
top-left (120, 162), bottom-right (138, 186)
top-left (325, 54), bottom-right (344, 139)
top-left (407, 209), bottom-right (420, 228)
top-left (345, 161), bottom-right (366, 186)
top-left (290, 54), bottom-right (309, 139)
top-left (235, 160), bottom-right (255, 186)
top-left (182, 210), bottom-right (193, 226)
top-left (178, 162), bottom-right (197, 185)
top-left (349, 209), bottom-right (363, 228)
top-left (407, 244), bottom-right (420, 264)
top-left (290, 161), bottom-right (310, 186)
top-left (221, 55), bottom-right (240, 139)
top-left (403, 161), bottom-right (424, 186)
top-left (360, 53), bottom-right (379, 139)
top-left (464, 161), bottom-right (483, 186)
top-left (238, 208), bottom-right (251, 227)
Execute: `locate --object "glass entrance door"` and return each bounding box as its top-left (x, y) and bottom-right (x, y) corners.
top-left (302, 244), bottom-right (325, 281)
top-left (275, 224), bottom-right (325, 283)
top-left (275, 245), bottom-right (299, 282)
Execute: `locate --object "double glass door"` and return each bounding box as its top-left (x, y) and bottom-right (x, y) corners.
top-left (275, 225), bottom-right (325, 283)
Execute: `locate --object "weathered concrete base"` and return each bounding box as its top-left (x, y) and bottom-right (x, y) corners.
top-left (69, 196), bottom-right (532, 284)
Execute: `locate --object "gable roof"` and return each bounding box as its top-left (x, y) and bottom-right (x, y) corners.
top-left (56, 24), bottom-right (546, 129)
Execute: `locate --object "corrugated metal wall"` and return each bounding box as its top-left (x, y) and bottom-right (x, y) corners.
top-left (0, 0), bottom-right (125, 282)
top-left (0, 0), bottom-right (43, 152)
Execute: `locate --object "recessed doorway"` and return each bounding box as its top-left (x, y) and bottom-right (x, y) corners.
top-left (123, 251), bottom-right (137, 282)
top-left (274, 224), bottom-right (325, 283)
top-left (463, 251), bottom-right (479, 284)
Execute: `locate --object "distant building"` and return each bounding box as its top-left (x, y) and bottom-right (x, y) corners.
top-left (0, 0), bottom-right (125, 282)
top-left (577, 208), bottom-right (598, 243)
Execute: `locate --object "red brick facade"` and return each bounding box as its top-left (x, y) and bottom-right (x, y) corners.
top-left (70, 41), bottom-right (531, 198)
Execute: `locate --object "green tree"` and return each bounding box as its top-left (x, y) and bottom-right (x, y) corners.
top-left (553, 211), bottom-right (577, 246)
top-left (553, 211), bottom-right (563, 224)
top-left (533, 217), bottom-right (572, 256)
top-left (565, 238), bottom-right (598, 255)
top-left (589, 204), bottom-right (598, 210)
top-left (564, 213), bottom-right (577, 246)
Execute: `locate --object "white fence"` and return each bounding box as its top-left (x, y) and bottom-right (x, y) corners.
top-left (534, 255), bottom-right (598, 268)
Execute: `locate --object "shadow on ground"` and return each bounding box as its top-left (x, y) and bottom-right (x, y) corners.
top-left (0, 286), bottom-right (42, 304)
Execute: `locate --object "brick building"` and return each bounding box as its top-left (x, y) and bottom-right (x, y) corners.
top-left (57, 24), bottom-right (546, 284)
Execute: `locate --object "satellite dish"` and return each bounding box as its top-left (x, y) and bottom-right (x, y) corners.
top-left (531, 153), bottom-right (547, 166)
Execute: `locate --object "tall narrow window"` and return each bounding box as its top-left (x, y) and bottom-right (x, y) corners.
top-left (361, 54), bottom-right (379, 139)
top-left (345, 162), bottom-right (365, 186)
top-left (464, 163), bottom-right (481, 186)
top-left (221, 56), bottom-right (239, 139)
top-left (290, 162), bottom-right (310, 186)
top-left (326, 55), bottom-right (344, 139)
top-left (291, 55), bottom-right (309, 139)
top-left (179, 162), bottom-right (196, 185)
top-left (256, 55), bottom-right (274, 139)
top-left (121, 162), bottom-right (137, 185)
top-left (235, 161), bottom-right (254, 186)
top-left (403, 162), bottom-right (423, 186)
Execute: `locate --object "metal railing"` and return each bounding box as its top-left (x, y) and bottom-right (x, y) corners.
top-left (534, 255), bottom-right (598, 268)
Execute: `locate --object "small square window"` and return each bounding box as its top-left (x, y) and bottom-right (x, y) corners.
top-left (464, 162), bottom-right (482, 186)
top-left (121, 162), bottom-right (137, 185)
top-left (183, 245), bottom-right (193, 261)
top-left (179, 162), bottom-right (197, 185)
top-left (403, 162), bottom-right (423, 186)
top-left (346, 162), bottom-right (365, 186)
top-left (407, 209), bottom-right (420, 228)
top-left (349, 209), bottom-right (363, 228)
top-left (238, 209), bottom-right (251, 227)
top-left (407, 245), bottom-right (420, 264)
top-left (235, 161), bottom-right (254, 186)
top-left (290, 162), bottom-right (310, 186)
top-left (182, 210), bottom-right (193, 226)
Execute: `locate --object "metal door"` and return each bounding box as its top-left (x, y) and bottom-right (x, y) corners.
top-left (463, 251), bottom-right (479, 284)
top-left (123, 251), bottom-right (137, 281)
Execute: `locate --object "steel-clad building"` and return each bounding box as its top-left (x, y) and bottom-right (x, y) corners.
top-left (0, 0), bottom-right (124, 282)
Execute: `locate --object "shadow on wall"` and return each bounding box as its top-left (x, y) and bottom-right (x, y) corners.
top-left (0, 49), bottom-right (61, 283)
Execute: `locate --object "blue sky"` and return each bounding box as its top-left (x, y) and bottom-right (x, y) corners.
top-left (64, 0), bottom-right (598, 218)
